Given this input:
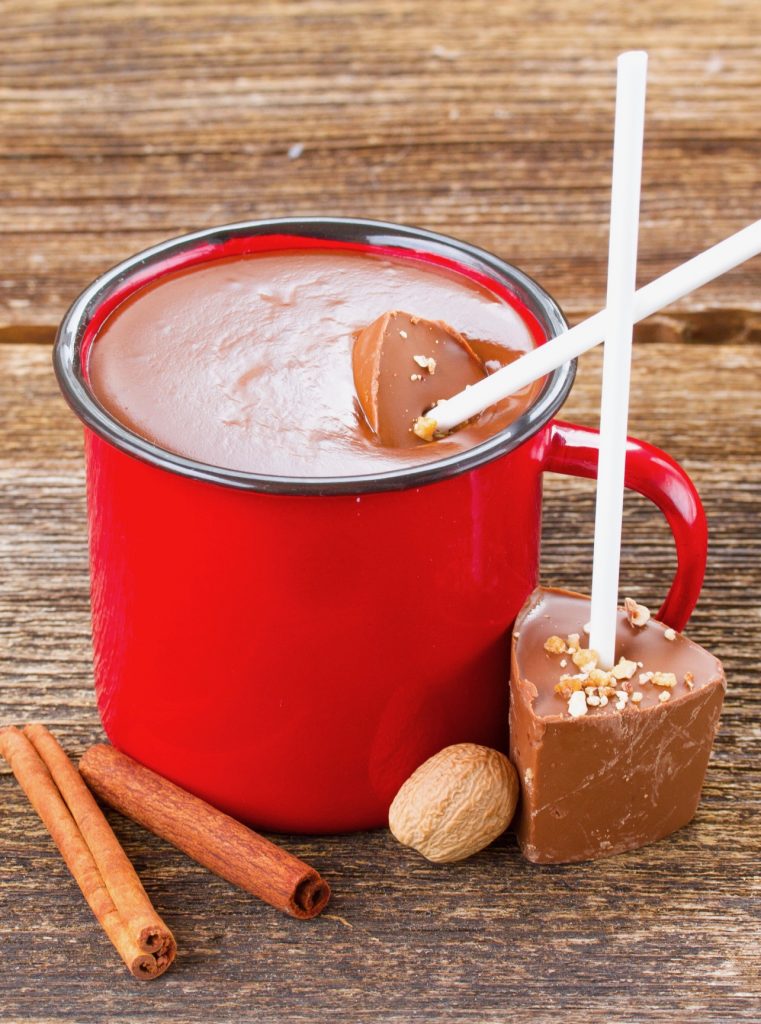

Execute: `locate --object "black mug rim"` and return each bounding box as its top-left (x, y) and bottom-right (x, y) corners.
top-left (53, 216), bottom-right (575, 496)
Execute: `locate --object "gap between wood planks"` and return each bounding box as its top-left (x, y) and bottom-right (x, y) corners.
top-left (2, 309), bottom-right (760, 347)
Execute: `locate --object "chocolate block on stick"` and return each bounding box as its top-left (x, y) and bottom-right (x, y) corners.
top-left (352, 310), bottom-right (486, 447)
top-left (509, 588), bottom-right (725, 864)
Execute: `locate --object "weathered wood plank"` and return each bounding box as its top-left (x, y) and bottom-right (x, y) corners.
top-left (1, 0), bottom-right (760, 327)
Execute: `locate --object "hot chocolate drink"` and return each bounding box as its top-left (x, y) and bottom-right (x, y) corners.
top-left (87, 248), bottom-right (542, 477)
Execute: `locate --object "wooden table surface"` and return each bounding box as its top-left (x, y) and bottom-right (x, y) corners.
top-left (1, 2), bottom-right (759, 1021)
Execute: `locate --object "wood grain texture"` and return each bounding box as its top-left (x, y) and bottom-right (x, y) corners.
top-left (1, 0), bottom-right (760, 330)
top-left (1, 1), bottom-right (760, 1021)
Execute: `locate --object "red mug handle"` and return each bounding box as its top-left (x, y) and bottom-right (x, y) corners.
top-left (542, 420), bottom-right (707, 631)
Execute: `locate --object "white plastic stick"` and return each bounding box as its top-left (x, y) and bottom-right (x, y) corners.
top-left (589, 52), bottom-right (648, 669)
top-left (429, 216), bottom-right (761, 433)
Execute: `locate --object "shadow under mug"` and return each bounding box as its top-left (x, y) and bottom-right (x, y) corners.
top-left (54, 218), bottom-right (708, 832)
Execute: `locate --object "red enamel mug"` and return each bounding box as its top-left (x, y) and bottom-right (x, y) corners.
top-left (54, 218), bottom-right (707, 832)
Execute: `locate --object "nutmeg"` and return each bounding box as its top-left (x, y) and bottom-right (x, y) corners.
top-left (388, 743), bottom-right (519, 863)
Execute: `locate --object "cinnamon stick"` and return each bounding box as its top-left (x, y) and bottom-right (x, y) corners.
top-left (0, 726), bottom-right (175, 979)
top-left (79, 743), bottom-right (331, 919)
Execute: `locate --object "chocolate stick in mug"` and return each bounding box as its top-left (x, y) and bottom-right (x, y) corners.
top-left (352, 310), bottom-right (487, 447)
top-left (417, 216), bottom-right (761, 438)
top-left (588, 50), bottom-right (648, 669)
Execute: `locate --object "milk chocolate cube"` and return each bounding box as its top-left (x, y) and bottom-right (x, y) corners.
top-left (509, 588), bottom-right (725, 864)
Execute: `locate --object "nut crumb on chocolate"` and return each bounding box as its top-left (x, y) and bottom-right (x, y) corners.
top-left (659, 691), bottom-right (671, 703)
top-left (651, 672), bottom-right (678, 689)
top-left (664, 627), bottom-right (676, 641)
top-left (413, 415), bottom-right (437, 442)
top-left (572, 647), bottom-right (598, 672)
top-left (611, 657), bottom-right (638, 681)
top-left (544, 635), bottom-right (566, 654)
top-left (625, 597), bottom-right (651, 628)
top-left (587, 668), bottom-right (609, 685)
top-left (567, 691), bottom-right (587, 717)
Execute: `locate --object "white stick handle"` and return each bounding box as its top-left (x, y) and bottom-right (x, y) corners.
top-left (430, 217), bottom-right (761, 433)
top-left (589, 51), bottom-right (648, 669)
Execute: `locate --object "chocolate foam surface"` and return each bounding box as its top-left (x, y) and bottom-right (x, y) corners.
top-left (88, 249), bottom-right (540, 477)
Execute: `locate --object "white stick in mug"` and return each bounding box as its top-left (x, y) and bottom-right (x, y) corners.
top-left (589, 51), bottom-right (648, 669)
top-left (424, 216), bottom-right (761, 435)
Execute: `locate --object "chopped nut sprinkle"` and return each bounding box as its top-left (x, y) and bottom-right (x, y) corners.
top-left (410, 373), bottom-right (422, 381)
top-left (412, 354), bottom-right (436, 373)
top-left (651, 672), bottom-right (678, 689)
top-left (544, 635), bottom-right (567, 654)
top-left (684, 671), bottom-right (695, 690)
top-left (587, 669), bottom-right (610, 686)
top-left (572, 648), bottom-right (599, 672)
top-left (639, 671), bottom-right (653, 685)
top-left (611, 657), bottom-right (638, 681)
top-left (625, 597), bottom-right (651, 628)
top-left (631, 691), bottom-right (643, 704)
top-left (559, 658), bottom-right (568, 668)
top-left (413, 416), bottom-right (437, 442)
top-left (664, 627), bottom-right (676, 641)
top-left (567, 633), bottom-right (581, 651)
top-left (567, 691), bottom-right (588, 717)
top-left (659, 691), bottom-right (671, 703)
top-left (399, 330), bottom-right (408, 339)
top-left (586, 694), bottom-right (601, 707)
